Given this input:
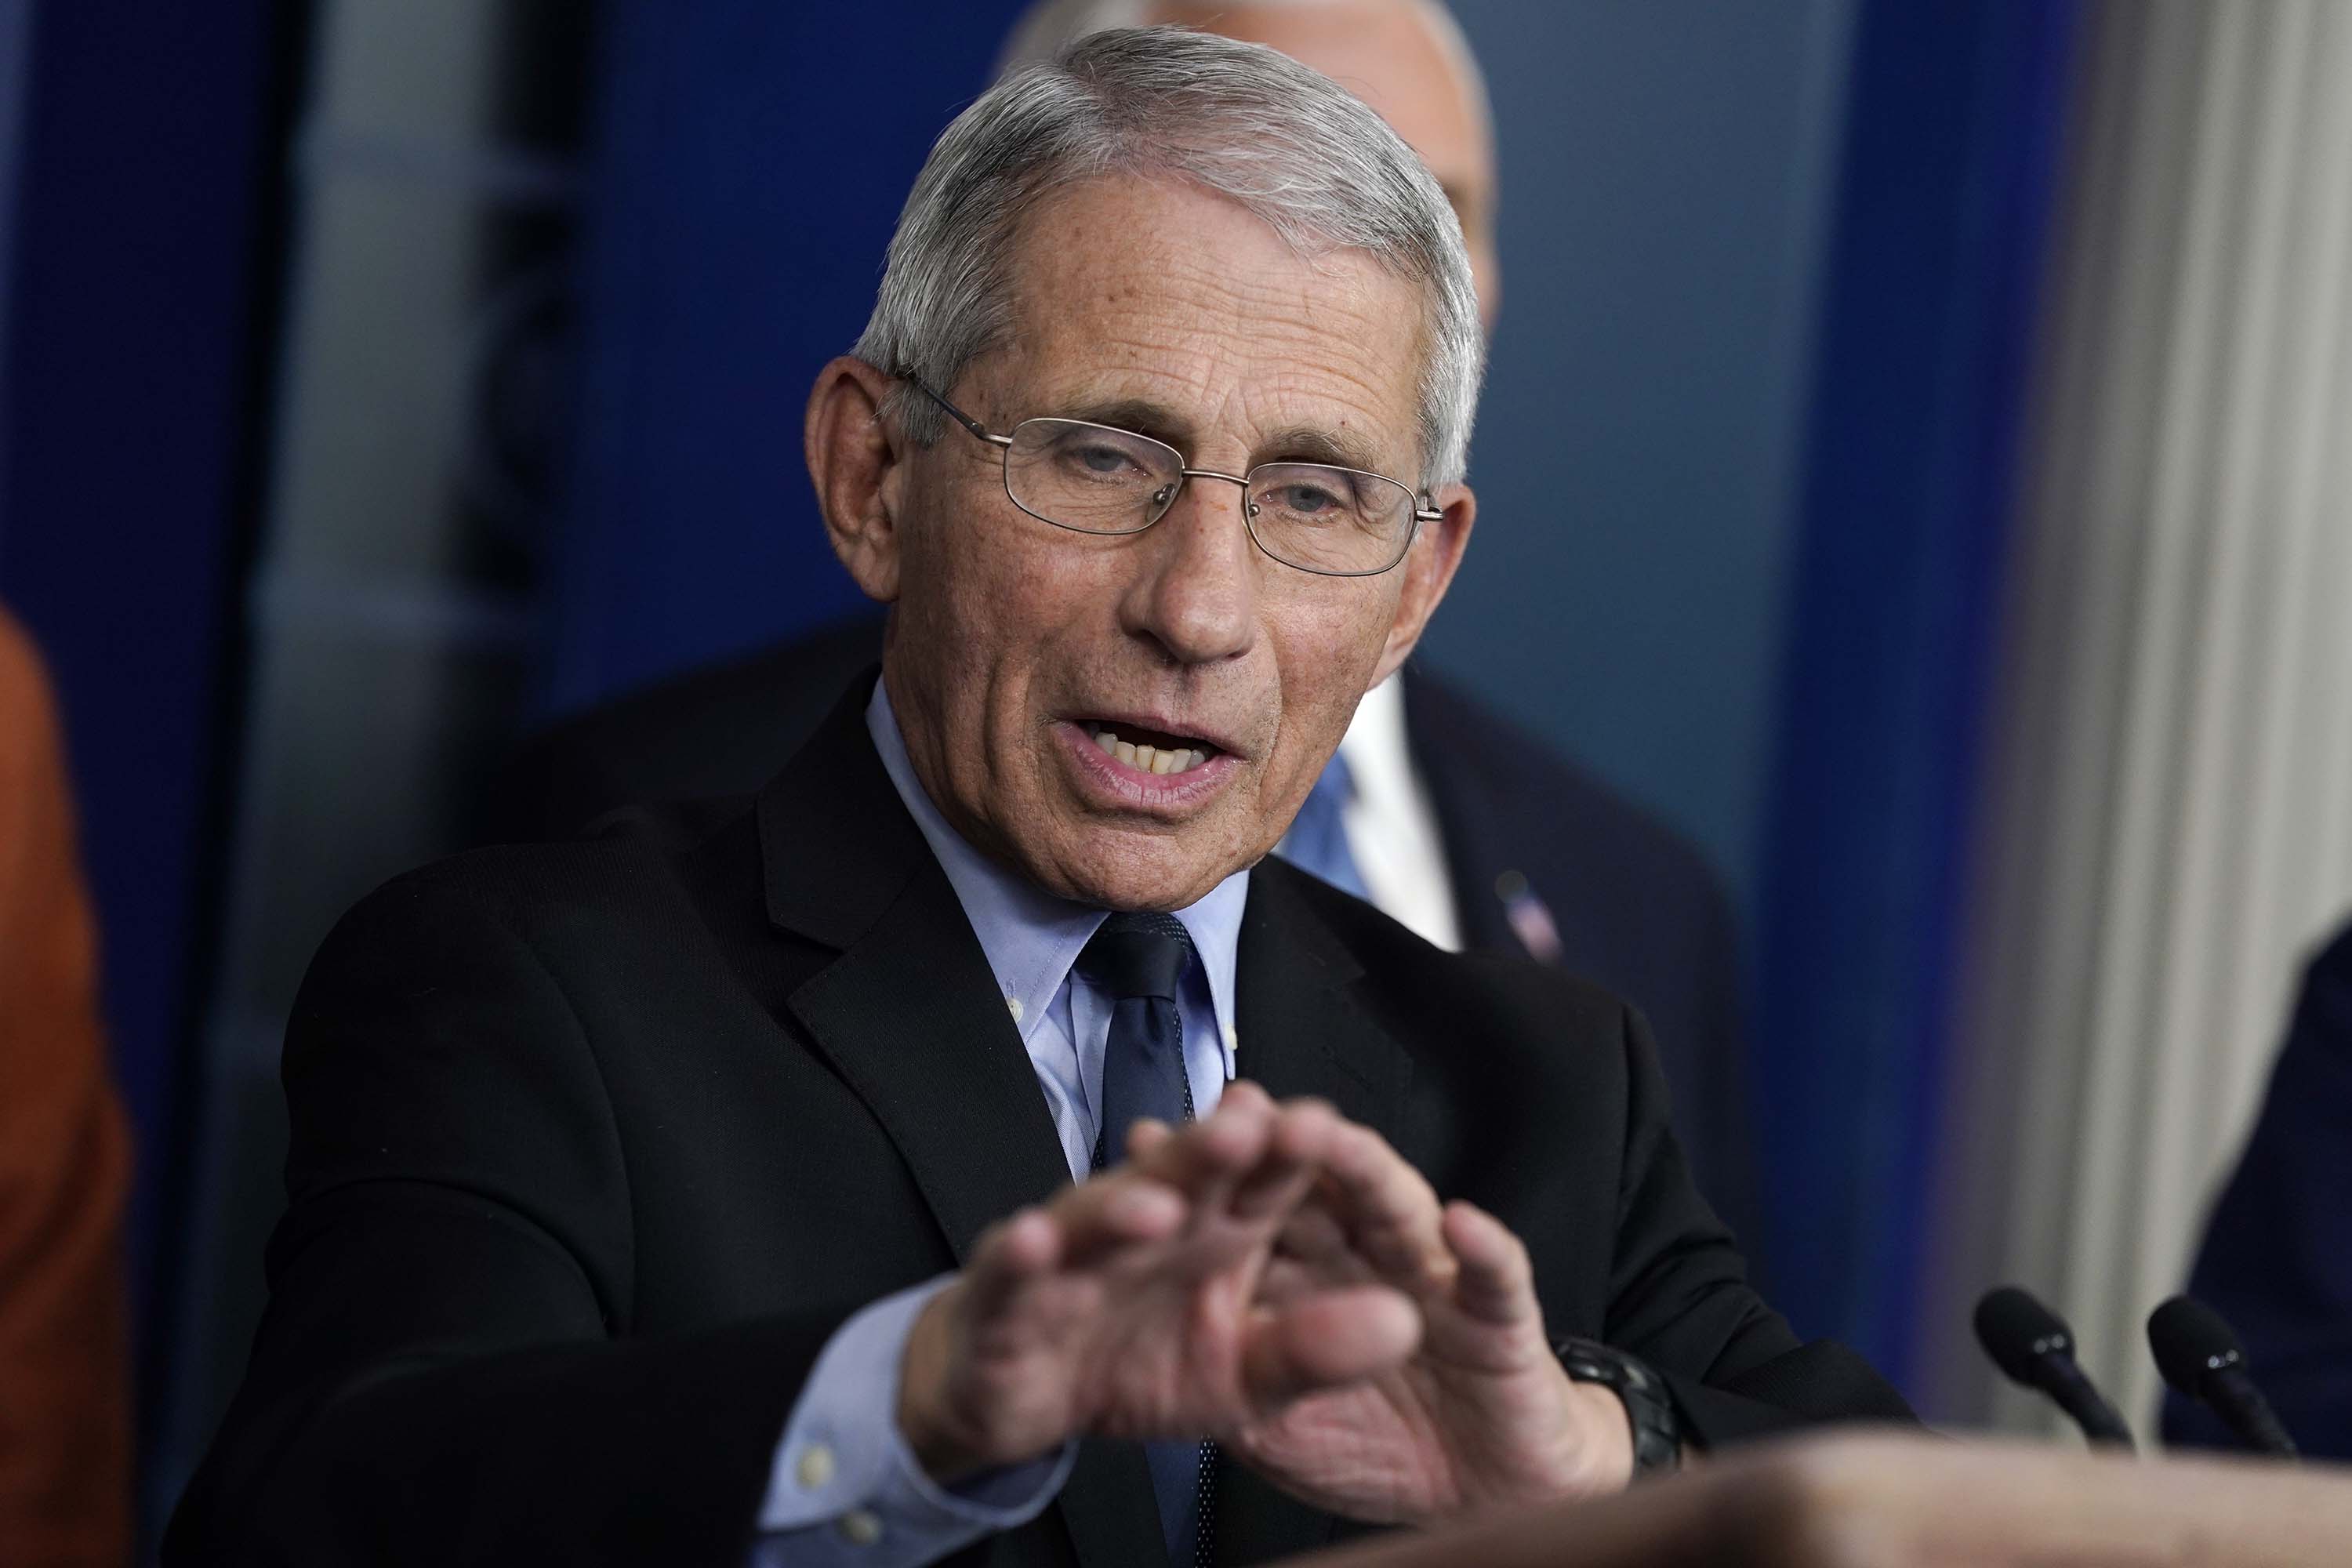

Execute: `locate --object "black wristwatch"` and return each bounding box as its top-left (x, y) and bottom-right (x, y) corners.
top-left (1553, 1336), bottom-right (1681, 1479)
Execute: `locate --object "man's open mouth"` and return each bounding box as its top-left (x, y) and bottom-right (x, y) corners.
top-left (1081, 720), bottom-right (1222, 776)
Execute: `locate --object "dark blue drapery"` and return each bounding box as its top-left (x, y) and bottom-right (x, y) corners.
top-left (1754, 0), bottom-right (2080, 1384)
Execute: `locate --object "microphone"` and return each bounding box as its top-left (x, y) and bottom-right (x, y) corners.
top-left (2147, 1294), bottom-right (2299, 1459)
top-left (1973, 1285), bottom-right (2137, 1449)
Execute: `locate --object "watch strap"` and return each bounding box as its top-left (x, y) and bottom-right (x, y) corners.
top-left (1553, 1335), bottom-right (1680, 1479)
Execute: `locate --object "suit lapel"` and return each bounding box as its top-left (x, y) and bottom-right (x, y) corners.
top-left (783, 867), bottom-right (1073, 1261)
top-left (1214, 864), bottom-right (1416, 1565)
top-left (1231, 862), bottom-right (1411, 1138)
top-left (758, 679), bottom-right (1167, 1568)
top-left (762, 676), bottom-right (1072, 1261)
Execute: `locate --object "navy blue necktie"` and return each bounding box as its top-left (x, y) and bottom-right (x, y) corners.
top-left (1080, 913), bottom-right (1213, 1566)
top-left (1276, 750), bottom-right (1370, 900)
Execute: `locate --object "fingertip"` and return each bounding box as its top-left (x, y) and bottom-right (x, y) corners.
top-left (1218, 1081), bottom-right (1276, 1126)
top-left (1223, 1079), bottom-right (1272, 1112)
top-left (1356, 1284), bottom-right (1425, 1360)
top-left (1000, 1207), bottom-right (1061, 1272)
top-left (1249, 1285), bottom-right (1423, 1403)
top-left (1122, 1116), bottom-right (1172, 1163)
top-left (1448, 1196), bottom-right (1509, 1237)
top-left (1106, 1177), bottom-right (1187, 1236)
top-left (1200, 1098), bottom-right (1269, 1166)
top-left (1272, 1098), bottom-right (1338, 1159)
top-left (1443, 1202), bottom-right (1534, 1314)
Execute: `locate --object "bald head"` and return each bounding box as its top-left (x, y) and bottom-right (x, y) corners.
top-left (1000, 0), bottom-right (1501, 331)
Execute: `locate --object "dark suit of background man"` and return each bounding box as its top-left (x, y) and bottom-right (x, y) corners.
top-left (2165, 916), bottom-right (2352, 1460)
top-left (175, 30), bottom-right (1904, 1568)
top-left (491, 0), bottom-right (1763, 1267)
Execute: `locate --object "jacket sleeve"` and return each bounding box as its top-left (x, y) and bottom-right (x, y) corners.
top-left (163, 871), bottom-right (856, 1568)
top-left (2164, 922), bottom-right (2352, 1460)
top-left (0, 614), bottom-right (133, 1568)
top-left (1600, 1005), bottom-right (1917, 1446)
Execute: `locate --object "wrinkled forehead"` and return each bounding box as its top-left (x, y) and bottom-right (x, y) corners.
top-left (981, 176), bottom-right (1429, 472)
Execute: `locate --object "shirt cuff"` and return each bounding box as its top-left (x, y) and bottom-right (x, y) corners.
top-left (751, 1274), bottom-right (1075, 1566)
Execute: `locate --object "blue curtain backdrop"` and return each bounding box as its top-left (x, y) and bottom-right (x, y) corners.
top-left (1752, 0), bottom-right (2080, 1383)
top-left (546, 0), bottom-right (1029, 717)
top-left (0, 0), bottom-right (293, 1376)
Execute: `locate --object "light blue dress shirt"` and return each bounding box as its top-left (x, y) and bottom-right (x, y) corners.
top-left (749, 680), bottom-right (1247, 1566)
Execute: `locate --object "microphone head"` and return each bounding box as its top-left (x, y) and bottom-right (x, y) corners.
top-left (2147, 1294), bottom-right (2246, 1396)
top-left (1975, 1285), bottom-right (2078, 1386)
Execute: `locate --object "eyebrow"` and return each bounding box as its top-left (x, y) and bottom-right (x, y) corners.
top-left (1051, 397), bottom-right (1393, 476)
top-left (1256, 423), bottom-right (1388, 474)
top-left (1058, 398), bottom-right (1196, 451)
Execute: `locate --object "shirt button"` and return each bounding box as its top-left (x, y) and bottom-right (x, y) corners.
top-left (1006, 995), bottom-right (1025, 1022)
top-left (795, 1444), bottom-right (836, 1490)
top-left (838, 1508), bottom-right (884, 1546)
top-left (1222, 1022), bottom-right (1239, 1053)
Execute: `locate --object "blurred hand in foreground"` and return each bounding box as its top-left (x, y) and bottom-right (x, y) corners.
top-left (1192, 1115), bottom-right (1635, 1522)
top-left (895, 1084), bottom-right (1421, 1483)
top-left (898, 1082), bottom-right (1635, 1524)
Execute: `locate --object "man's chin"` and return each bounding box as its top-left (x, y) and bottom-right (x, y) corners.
top-left (1020, 825), bottom-right (1257, 913)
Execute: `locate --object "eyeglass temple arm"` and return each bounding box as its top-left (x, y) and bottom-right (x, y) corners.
top-left (906, 377), bottom-right (1011, 448)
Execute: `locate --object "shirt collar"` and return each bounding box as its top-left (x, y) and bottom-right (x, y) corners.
top-left (866, 679), bottom-right (1247, 1070)
top-left (1336, 673), bottom-right (1410, 818)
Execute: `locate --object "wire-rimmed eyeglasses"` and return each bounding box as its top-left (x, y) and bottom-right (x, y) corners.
top-left (907, 379), bottom-right (1439, 578)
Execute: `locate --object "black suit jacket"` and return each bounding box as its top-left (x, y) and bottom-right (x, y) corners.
top-left (486, 617), bottom-right (1765, 1261)
top-left (172, 681), bottom-right (1903, 1567)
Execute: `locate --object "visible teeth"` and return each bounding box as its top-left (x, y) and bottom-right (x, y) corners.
top-left (1091, 727), bottom-right (1212, 774)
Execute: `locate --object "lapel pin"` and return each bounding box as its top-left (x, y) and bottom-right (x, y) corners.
top-left (1495, 869), bottom-right (1563, 964)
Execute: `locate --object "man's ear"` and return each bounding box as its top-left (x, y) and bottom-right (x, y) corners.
top-left (1370, 482), bottom-right (1475, 685)
top-left (805, 356), bottom-right (911, 604)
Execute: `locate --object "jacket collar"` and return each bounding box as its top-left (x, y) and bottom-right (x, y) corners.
top-left (755, 671), bottom-right (929, 951)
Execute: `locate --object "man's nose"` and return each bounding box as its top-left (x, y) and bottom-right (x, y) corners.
top-left (1116, 474), bottom-right (1259, 667)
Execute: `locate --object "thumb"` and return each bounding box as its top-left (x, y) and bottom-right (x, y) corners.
top-left (1239, 1284), bottom-right (1421, 1410)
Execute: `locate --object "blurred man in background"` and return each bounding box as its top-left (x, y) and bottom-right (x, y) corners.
top-left (495, 0), bottom-right (1764, 1266)
top-left (0, 607), bottom-right (132, 1568)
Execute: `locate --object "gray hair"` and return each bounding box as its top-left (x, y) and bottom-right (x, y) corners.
top-left (852, 26), bottom-right (1484, 488)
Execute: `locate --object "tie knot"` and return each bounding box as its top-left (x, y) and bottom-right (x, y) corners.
top-left (1076, 911), bottom-right (1194, 1002)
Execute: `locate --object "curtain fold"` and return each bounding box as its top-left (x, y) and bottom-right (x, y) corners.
top-left (1918, 0), bottom-right (2352, 1431)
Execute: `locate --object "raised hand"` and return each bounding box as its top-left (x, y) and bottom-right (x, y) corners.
top-left (1142, 1116), bottom-right (1635, 1523)
top-left (894, 1085), bottom-right (1422, 1483)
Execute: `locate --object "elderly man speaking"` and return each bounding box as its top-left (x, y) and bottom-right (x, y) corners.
top-left (169, 29), bottom-right (1906, 1568)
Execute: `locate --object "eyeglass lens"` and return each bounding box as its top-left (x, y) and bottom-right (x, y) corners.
top-left (1000, 417), bottom-right (1414, 575)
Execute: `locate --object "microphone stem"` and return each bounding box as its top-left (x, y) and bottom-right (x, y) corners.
top-left (2041, 1357), bottom-right (2136, 1450)
top-left (2207, 1370), bottom-right (2299, 1459)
